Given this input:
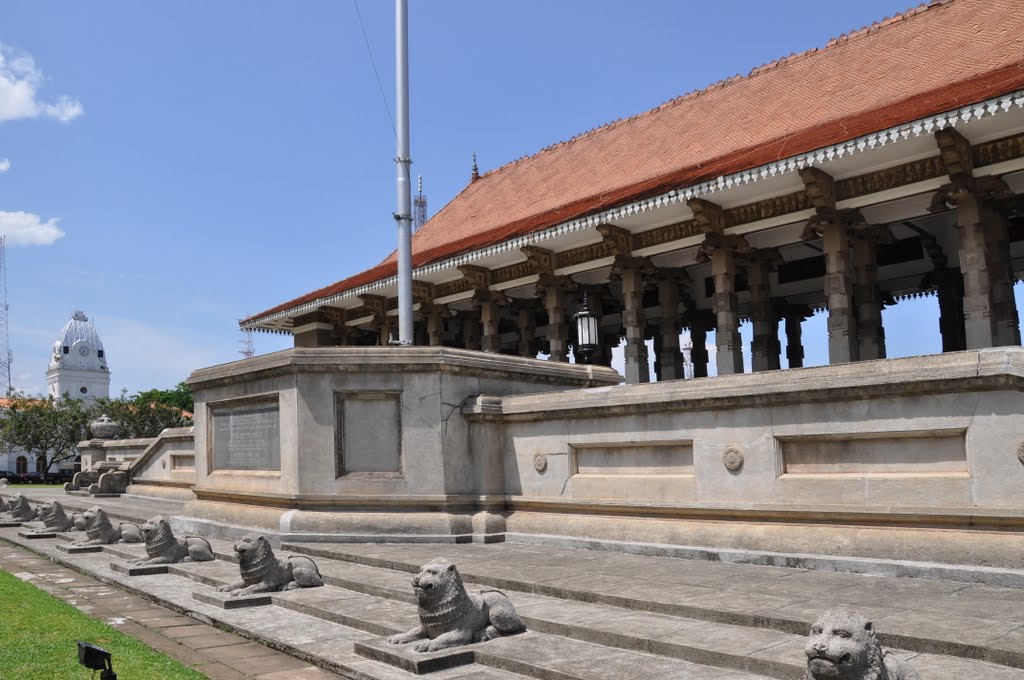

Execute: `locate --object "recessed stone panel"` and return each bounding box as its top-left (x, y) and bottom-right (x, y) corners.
top-left (779, 429), bottom-right (968, 476)
top-left (568, 442), bottom-right (695, 502)
top-left (335, 391), bottom-right (402, 477)
top-left (211, 399), bottom-right (280, 471)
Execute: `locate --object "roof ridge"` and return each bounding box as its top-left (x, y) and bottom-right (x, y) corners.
top-left (475, 0), bottom-right (953, 182)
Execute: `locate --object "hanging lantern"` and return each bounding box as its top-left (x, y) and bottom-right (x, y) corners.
top-left (574, 291), bottom-right (599, 364)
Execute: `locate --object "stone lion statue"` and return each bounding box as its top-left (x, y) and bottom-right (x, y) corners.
top-left (32, 499), bottom-right (84, 533)
top-left (0, 494), bottom-right (36, 523)
top-left (216, 533), bottom-right (323, 596)
top-left (132, 516), bottom-right (214, 565)
top-left (71, 506), bottom-right (143, 546)
top-left (386, 558), bottom-right (525, 653)
top-left (805, 609), bottom-right (919, 680)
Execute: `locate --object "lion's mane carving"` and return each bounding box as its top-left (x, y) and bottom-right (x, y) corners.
top-left (33, 499), bottom-right (82, 533)
top-left (71, 506), bottom-right (143, 546)
top-left (805, 610), bottom-right (919, 680)
top-left (0, 494), bottom-right (36, 523)
top-left (386, 558), bottom-right (525, 653)
top-left (132, 516), bottom-right (214, 565)
top-left (216, 533), bottom-right (323, 596)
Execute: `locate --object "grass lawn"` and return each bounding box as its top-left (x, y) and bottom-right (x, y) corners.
top-left (0, 568), bottom-right (207, 679)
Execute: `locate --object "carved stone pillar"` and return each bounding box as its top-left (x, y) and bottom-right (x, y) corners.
top-left (516, 304), bottom-right (537, 358)
top-left (708, 242), bottom-right (744, 375)
top-left (614, 258), bottom-right (650, 384)
top-left (935, 269), bottom-right (966, 352)
top-left (656, 272), bottom-right (687, 381)
top-left (479, 299), bottom-right (501, 353)
top-left (688, 313), bottom-right (710, 378)
top-left (778, 305), bottom-right (811, 368)
top-left (852, 226), bottom-right (891, 361)
top-left (538, 276), bottom-right (574, 363)
top-left (932, 179), bottom-right (1019, 349)
top-left (746, 253), bottom-right (780, 372)
top-left (425, 306), bottom-right (445, 346)
top-left (461, 312), bottom-right (481, 350)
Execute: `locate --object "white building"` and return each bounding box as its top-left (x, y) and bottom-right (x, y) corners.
top-left (46, 310), bottom-right (110, 400)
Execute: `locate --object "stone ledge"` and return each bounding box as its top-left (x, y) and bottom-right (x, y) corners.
top-left (192, 589), bottom-right (272, 609)
top-left (354, 637), bottom-right (476, 674)
top-left (56, 543), bottom-right (103, 554)
top-left (17, 530), bottom-right (55, 539)
top-left (110, 561), bottom-right (169, 576)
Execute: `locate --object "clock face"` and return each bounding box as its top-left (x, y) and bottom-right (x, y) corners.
top-left (78, 346), bottom-right (89, 357)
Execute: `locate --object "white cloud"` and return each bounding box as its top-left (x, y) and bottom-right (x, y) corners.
top-left (0, 211), bottom-right (65, 245)
top-left (0, 43), bottom-right (82, 124)
top-left (0, 158), bottom-right (9, 173)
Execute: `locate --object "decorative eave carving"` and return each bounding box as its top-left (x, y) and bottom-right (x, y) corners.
top-left (687, 199), bottom-right (728, 234)
top-left (596, 224), bottom-right (634, 256)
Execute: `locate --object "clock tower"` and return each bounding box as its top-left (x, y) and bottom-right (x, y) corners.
top-left (46, 311), bottom-right (110, 400)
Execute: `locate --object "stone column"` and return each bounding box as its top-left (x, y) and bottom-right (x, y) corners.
top-left (935, 269), bottom-right (966, 352)
top-left (657, 276), bottom-right (683, 380)
top-left (820, 218), bottom-right (858, 364)
top-left (426, 306), bottom-right (445, 347)
top-left (544, 284), bottom-right (570, 363)
top-left (462, 312), bottom-right (481, 350)
top-left (783, 309), bottom-right (806, 369)
top-left (956, 193), bottom-right (1021, 348)
top-left (709, 246), bottom-right (743, 374)
top-left (517, 305), bottom-right (536, 357)
top-left (618, 263), bottom-right (649, 384)
top-left (747, 255), bottom-right (780, 372)
top-left (852, 227), bottom-right (887, 361)
top-left (689, 313), bottom-right (710, 378)
top-left (479, 299), bottom-right (501, 353)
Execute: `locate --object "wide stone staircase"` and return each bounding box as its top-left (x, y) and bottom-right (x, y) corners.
top-left (2, 494), bottom-right (1024, 679)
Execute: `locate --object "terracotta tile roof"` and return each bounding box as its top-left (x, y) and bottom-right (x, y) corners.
top-left (247, 0), bottom-right (1024, 324)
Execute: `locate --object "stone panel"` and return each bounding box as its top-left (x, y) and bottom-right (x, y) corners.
top-left (211, 399), bottom-right (281, 471)
top-left (335, 391), bottom-right (402, 476)
top-left (779, 430), bottom-right (967, 476)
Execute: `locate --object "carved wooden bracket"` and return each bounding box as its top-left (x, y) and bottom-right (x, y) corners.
top-left (801, 208), bottom-right (867, 240)
top-left (535, 273), bottom-right (577, 296)
top-left (412, 280), bottom-right (435, 306)
top-left (596, 224), bottom-right (634, 256)
top-left (687, 199), bottom-right (728, 234)
top-left (935, 127), bottom-right (974, 183)
top-left (520, 245), bottom-right (557, 276)
top-left (610, 255), bottom-right (655, 281)
top-left (929, 176), bottom-right (1013, 213)
top-left (799, 167), bottom-right (837, 211)
top-left (458, 264), bottom-right (492, 291)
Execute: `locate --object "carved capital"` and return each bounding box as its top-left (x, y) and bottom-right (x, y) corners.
top-left (929, 176), bottom-right (1013, 213)
top-left (412, 280), bottom-right (435, 306)
top-left (536, 273), bottom-right (577, 296)
top-left (687, 198), bottom-right (728, 234)
top-left (695, 233), bottom-right (751, 263)
top-left (801, 208), bottom-right (867, 240)
top-left (610, 255), bottom-right (654, 280)
top-left (358, 294), bottom-right (388, 319)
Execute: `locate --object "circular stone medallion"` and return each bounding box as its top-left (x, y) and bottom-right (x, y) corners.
top-left (533, 454), bottom-right (548, 474)
top-left (722, 447), bottom-right (744, 472)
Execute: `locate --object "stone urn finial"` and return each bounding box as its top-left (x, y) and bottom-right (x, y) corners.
top-left (90, 414), bottom-right (120, 440)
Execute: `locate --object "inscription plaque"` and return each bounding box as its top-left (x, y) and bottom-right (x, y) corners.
top-left (212, 402), bottom-right (280, 471)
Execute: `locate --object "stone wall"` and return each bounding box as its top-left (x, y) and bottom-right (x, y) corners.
top-left (125, 426), bottom-right (197, 501)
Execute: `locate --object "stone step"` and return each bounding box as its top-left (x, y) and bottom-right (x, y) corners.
top-left (284, 542), bottom-right (1024, 671)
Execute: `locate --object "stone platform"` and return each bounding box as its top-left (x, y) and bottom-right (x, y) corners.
top-left (4, 521), bottom-right (1024, 680)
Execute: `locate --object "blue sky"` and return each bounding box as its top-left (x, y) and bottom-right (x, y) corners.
top-left (1, 1), bottom-right (1018, 393)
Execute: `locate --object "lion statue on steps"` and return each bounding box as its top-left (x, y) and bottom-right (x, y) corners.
top-left (32, 499), bottom-right (85, 533)
top-left (216, 533), bottom-right (323, 596)
top-left (386, 558), bottom-right (525, 653)
top-left (805, 610), bottom-right (919, 680)
top-left (0, 494), bottom-right (36, 523)
top-left (132, 516), bottom-right (214, 565)
top-left (71, 506), bottom-right (143, 546)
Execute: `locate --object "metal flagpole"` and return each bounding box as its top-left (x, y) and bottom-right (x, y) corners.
top-left (394, 0), bottom-right (414, 345)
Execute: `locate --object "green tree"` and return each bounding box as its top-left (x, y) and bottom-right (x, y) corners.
top-left (90, 390), bottom-right (192, 440)
top-left (134, 382), bottom-right (194, 414)
top-left (0, 394), bottom-right (91, 482)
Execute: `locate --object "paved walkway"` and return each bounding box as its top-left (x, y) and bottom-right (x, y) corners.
top-left (0, 541), bottom-right (343, 680)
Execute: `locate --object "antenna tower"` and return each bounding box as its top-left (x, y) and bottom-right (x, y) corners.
top-left (238, 323), bottom-right (255, 359)
top-left (0, 236), bottom-right (11, 395)
top-left (413, 174), bottom-right (428, 231)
